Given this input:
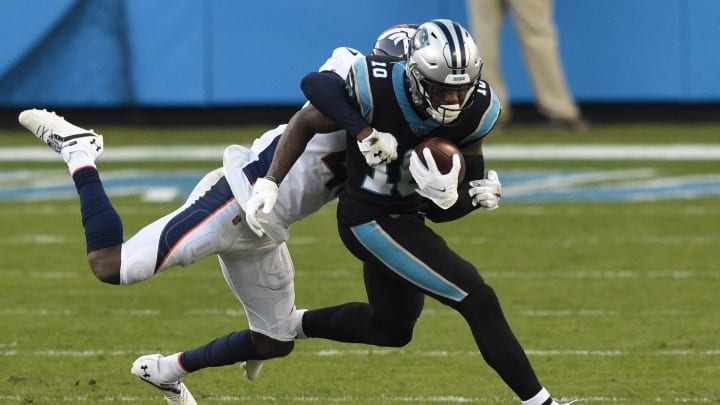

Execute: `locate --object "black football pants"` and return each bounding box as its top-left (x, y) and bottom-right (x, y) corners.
top-left (302, 213), bottom-right (543, 399)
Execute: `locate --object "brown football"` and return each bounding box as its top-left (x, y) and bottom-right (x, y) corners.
top-left (415, 137), bottom-right (466, 182)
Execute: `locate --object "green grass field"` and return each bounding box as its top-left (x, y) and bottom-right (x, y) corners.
top-left (0, 122), bottom-right (718, 404)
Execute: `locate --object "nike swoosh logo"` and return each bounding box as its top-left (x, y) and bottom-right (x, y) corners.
top-left (345, 47), bottom-right (359, 56)
top-left (426, 186), bottom-right (447, 193)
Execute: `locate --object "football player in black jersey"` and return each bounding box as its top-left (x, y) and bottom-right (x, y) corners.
top-left (247, 19), bottom-right (572, 405)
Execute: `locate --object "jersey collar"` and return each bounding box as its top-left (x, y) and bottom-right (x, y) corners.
top-left (392, 62), bottom-right (440, 137)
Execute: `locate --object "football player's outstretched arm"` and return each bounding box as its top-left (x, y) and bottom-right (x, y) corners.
top-left (265, 104), bottom-right (339, 183)
top-left (301, 69), bottom-right (397, 166)
top-left (302, 71), bottom-right (370, 138)
top-left (245, 104), bottom-right (339, 237)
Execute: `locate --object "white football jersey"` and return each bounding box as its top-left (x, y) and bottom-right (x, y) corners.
top-left (223, 47), bottom-right (363, 241)
top-left (318, 46), bottom-right (363, 79)
top-left (300, 46), bottom-right (363, 110)
top-left (224, 125), bottom-right (346, 239)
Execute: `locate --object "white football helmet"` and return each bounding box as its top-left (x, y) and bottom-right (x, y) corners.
top-left (406, 19), bottom-right (483, 124)
top-left (371, 24), bottom-right (419, 58)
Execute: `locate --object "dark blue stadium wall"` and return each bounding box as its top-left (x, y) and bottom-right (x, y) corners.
top-left (1, 0), bottom-right (718, 107)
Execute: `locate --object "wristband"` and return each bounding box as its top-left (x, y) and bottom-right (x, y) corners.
top-left (263, 176), bottom-right (279, 185)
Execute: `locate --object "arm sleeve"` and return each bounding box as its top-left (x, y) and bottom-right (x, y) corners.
top-left (422, 155), bottom-right (485, 223)
top-left (300, 71), bottom-right (368, 137)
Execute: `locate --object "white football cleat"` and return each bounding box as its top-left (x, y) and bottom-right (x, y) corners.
top-left (131, 354), bottom-right (197, 405)
top-left (18, 108), bottom-right (103, 162)
top-left (242, 359), bottom-right (264, 380)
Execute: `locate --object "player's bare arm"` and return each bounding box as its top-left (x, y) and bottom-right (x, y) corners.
top-left (300, 62), bottom-right (398, 166)
top-left (460, 137), bottom-right (484, 159)
top-left (265, 104), bottom-right (339, 184)
top-left (245, 104), bottom-right (341, 237)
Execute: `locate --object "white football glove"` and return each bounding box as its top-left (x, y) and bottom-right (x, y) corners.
top-left (468, 170), bottom-right (502, 211)
top-left (357, 129), bottom-right (398, 166)
top-left (245, 177), bottom-right (279, 237)
top-left (409, 148), bottom-right (461, 210)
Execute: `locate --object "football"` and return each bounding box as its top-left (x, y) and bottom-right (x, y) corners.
top-left (414, 137), bottom-right (466, 182)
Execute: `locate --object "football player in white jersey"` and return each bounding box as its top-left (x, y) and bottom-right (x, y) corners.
top-left (18, 24), bottom-right (417, 405)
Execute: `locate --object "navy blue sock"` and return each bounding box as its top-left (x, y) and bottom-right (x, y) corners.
top-left (72, 168), bottom-right (123, 253)
top-left (180, 330), bottom-right (260, 372)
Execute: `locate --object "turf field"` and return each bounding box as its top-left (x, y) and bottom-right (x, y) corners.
top-left (0, 122), bottom-right (718, 404)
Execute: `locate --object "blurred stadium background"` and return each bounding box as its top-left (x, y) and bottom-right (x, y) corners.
top-left (1, 0), bottom-right (719, 124)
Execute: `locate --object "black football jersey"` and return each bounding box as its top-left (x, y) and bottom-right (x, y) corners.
top-left (338, 55), bottom-right (500, 225)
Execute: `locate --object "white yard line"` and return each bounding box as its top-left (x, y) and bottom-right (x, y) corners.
top-left (1, 344), bottom-right (717, 358)
top-left (2, 144), bottom-right (720, 161)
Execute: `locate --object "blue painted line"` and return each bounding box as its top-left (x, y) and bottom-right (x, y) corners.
top-left (0, 170), bottom-right (205, 202)
top-left (508, 178), bottom-right (720, 201)
top-left (1, 169), bottom-right (720, 202)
